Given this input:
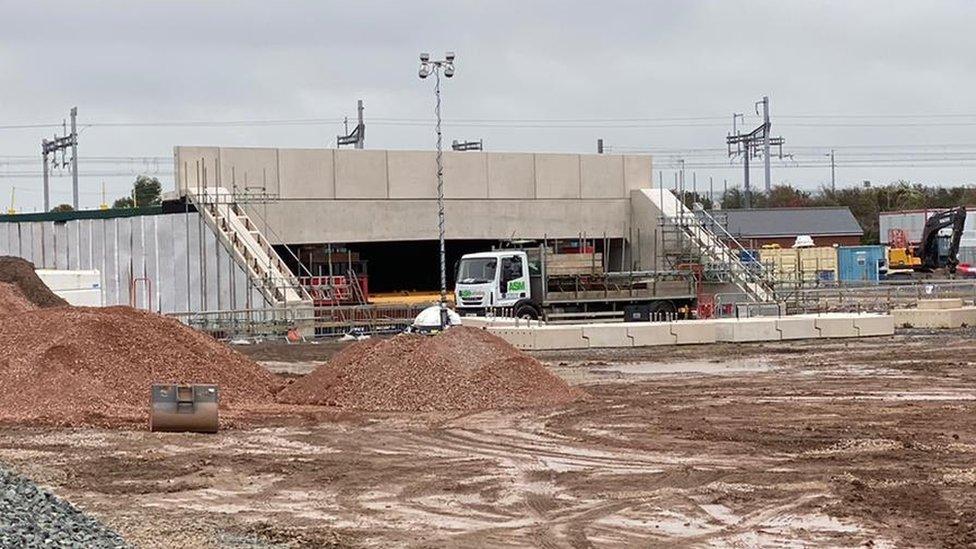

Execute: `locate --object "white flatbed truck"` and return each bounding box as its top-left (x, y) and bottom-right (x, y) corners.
top-left (454, 247), bottom-right (697, 322)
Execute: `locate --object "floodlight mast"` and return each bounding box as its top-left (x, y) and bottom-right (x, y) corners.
top-left (418, 52), bottom-right (457, 330)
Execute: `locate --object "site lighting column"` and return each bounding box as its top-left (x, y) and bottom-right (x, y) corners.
top-left (418, 51), bottom-right (456, 330)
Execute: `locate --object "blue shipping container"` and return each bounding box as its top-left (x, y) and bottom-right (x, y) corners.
top-left (837, 245), bottom-right (886, 283)
top-left (739, 249), bottom-right (759, 263)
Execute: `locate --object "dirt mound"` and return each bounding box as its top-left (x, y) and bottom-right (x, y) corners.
top-left (0, 282), bottom-right (36, 316)
top-left (0, 306), bottom-right (281, 427)
top-left (0, 256), bottom-right (68, 308)
top-left (278, 326), bottom-right (583, 411)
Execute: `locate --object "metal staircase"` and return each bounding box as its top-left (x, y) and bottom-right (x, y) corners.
top-left (186, 186), bottom-right (312, 308)
top-left (644, 188), bottom-right (775, 302)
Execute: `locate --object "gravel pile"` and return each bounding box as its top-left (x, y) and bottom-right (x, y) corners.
top-left (0, 282), bottom-right (36, 316)
top-left (0, 465), bottom-right (128, 548)
top-left (0, 256), bottom-right (68, 308)
top-left (278, 326), bottom-right (583, 411)
top-left (0, 306), bottom-right (282, 427)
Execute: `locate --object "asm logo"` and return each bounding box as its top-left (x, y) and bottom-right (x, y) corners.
top-left (507, 280), bottom-right (526, 292)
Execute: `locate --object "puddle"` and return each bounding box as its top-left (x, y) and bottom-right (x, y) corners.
top-left (594, 359), bottom-right (774, 376)
top-left (553, 358), bottom-right (774, 383)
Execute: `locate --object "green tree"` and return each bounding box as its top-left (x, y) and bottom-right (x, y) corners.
top-left (766, 185), bottom-right (813, 208)
top-left (112, 197), bottom-right (135, 209)
top-left (133, 175), bottom-right (162, 207)
top-left (50, 204), bottom-right (74, 213)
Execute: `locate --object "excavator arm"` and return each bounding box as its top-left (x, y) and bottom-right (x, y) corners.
top-left (913, 206), bottom-right (967, 273)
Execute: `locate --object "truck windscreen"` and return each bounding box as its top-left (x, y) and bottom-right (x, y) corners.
top-left (457, 258), bottom-right (497, 284)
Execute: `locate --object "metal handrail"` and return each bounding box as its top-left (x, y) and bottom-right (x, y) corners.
top-left (667, 199), bottom-right (775, 300)
top-left (185, 186), bottom-right (312, 304)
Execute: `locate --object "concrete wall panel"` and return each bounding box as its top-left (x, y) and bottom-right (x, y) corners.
top-left (335, 150), bottom-right (388, 198)
top-left (53, 222), bottom-right (68, 269)
top-left (624, 155), bottom-right (651, 191)
top-left (175, 146), bottom-right (219, 191)
top-left (278, 149), bottom-right (335, 199)
top-left (535, 154), bottom-right (581, 199)
top-left (218, 147), bottom-right (279, 195)
top-left (487, 153), bottom-right (535, 199)
top-left (0, 211), bottom-right (272, 315)
top-left (444, 152), bottom-right (489, 198)
top-left (629, 189), bottom-right (663, 271)
top-left (387, 151), bottom-right (436, 198)
top-left (258, 199), bottom-right (630, 243)
top-left (580, 155), bottom-right (624, 198)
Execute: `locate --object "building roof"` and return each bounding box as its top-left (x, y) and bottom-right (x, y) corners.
top-left (709, 207), bottom-right (863, 238)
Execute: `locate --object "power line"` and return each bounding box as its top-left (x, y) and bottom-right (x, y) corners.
top-left (6, 111), bottom-right (976, 131)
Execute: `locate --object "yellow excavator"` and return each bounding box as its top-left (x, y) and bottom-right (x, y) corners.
top-left (887, 206), bottom-right (967, 278)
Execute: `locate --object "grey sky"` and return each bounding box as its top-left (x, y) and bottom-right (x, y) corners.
top-left (2, 0), bottom-right (975, 210)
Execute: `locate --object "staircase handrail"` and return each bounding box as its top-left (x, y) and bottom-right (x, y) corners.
top-left (185, 186), bottom-right (312, 304)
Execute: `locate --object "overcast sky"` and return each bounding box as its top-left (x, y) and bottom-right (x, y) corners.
top-left (2, 0), bottom-right (976, 210)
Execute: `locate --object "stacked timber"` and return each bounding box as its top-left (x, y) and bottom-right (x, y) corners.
top-left (544, 251), bottom-right (604, 276)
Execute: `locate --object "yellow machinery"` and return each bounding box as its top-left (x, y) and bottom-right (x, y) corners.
top-left (886, 207), bottom-right (967, 276)
top-left (887, 243), bottom-right (922, 270)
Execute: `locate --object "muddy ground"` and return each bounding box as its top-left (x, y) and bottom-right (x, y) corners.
top-left (1, 329), bottom-right (975, 548)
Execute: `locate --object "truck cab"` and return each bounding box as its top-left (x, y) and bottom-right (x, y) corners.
top-left (455, 250), bottom-right (535, 317)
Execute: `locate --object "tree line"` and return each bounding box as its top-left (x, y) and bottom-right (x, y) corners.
top-left (680, 181), bottom-right (975, 244)
top-left (50, 176), bottom-right (162, 213)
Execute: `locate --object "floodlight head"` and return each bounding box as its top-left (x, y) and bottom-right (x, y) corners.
top-left (443, 64), bottom-right (455, 78)
top-left (418, 64), bottom-right (430, 79)
top-left (445, 51), bottom-right (455, 62)
top-left (420, 52), bottom-right (430, 62)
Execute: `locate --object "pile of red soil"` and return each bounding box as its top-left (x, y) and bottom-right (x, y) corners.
top-left (0, 306), bottom-right (281, 427)
top-left (0, 282), bottom-right (36, 316)
top-left (278, 326), bottom-right (583, 411)
top-left (0, 256), bottom-right (68, 308)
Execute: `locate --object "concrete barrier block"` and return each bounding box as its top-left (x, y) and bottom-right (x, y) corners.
top-left (581, 324), bottom-right (634, 348)
top-left (814, 315), bottom-right (859, 338)
top-left (775, 317), bottom-right (819, 340)
top-left (853, 314), bottom-right (895, 337)
top-left (531, 326), bottom-right (589, 350)
top-left (669, 320), bottom-right (718, 344)
top-left (917, 298), bottom-right (965, 310)
top-left (462, 316), bottom-right (541, 329)
top-left (461, 316), bottom-right (493, 328)
top-left (626, 323), bottom-right (678, 347)
top-left (713, 318), bottom-right (781, 342)
top-left (892, 307), bottom-right (976, 329)
top-left (486, 328), bottom-right (537, 350)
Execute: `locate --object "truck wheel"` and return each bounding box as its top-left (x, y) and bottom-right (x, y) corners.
top-left (514, 303), bottom-right (540, 320)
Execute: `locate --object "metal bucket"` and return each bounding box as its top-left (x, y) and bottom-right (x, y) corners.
top-left (149, 384), bottom-right (219, 433)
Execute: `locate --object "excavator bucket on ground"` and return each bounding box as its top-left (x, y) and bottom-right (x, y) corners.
top-left (149, 384), bottom-right (219, 433)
